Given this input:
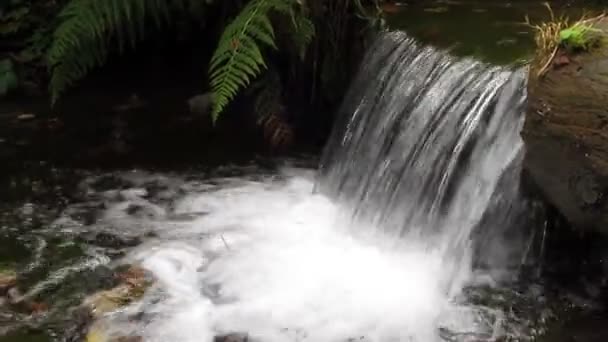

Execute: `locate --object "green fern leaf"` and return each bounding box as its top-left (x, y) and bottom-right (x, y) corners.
top-left (47, 0), bottom-right (195, 104)
top-left (290, 11), bottom-right (315, 61)
top-left (208, 0), bottom-right (303, 122)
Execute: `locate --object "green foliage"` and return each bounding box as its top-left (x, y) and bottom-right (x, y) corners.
top-left (1, 0), bottom-right (59, 65)
top-left (208, 0), bottom-right (314, 121)
top-left (47, 0), bottom-right (315, 122)
top-left (287, 9), bottom-right (315, 61)
top-left (47, 0), bottom-right (194, 103)
top-left (0, 59), bottom-right (19, 97)
top-left (0, 4), bottom-right (30, 35)
top-left (559, 23), bottom-right (602, 51)
top-left (252, 68), bottom-right (283, 119)
top-left (209, 0), bottom-right (285, 121)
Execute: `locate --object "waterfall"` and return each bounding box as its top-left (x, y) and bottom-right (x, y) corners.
top-left (46, 31), bottom-right (536, 342)
top-left (318, 31), bottom-right (527, 294)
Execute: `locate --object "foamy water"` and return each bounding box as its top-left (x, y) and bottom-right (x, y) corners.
top-left (51, 167), bottom-right (500, 342)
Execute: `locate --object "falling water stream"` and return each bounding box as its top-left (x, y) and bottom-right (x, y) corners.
top-left (0, 31), bottom-right (575, 341)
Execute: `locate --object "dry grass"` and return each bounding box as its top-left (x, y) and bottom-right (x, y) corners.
top-left (525, 3), bottom-right (571, 78)
top-left (525, 2), bottom-right (605, 79)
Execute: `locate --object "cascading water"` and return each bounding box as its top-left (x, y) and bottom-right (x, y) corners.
top-left (319, 31), bottom-right (527, 296)
top-left (6, 31), bottom-right (538, 342)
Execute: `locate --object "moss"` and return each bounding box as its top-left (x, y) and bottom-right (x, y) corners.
top-left (559, 23), bottom-right (603, 51)
top-left (527, 5), bottom-right (606, 79)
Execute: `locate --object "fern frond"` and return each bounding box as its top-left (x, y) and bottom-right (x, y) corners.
top-left (48, 0), bottom-right (192, 103)
top-left (209, 0), bottom-right (303, 122)
top-left (253, 72), bottom-right (293, 151)
top-left (288, 7), bottom-right (315, 60)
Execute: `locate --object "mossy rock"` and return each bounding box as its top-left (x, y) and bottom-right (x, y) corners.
top-left (523, 17), bottom-right (608, 235)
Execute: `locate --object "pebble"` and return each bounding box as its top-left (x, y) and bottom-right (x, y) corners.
top-left (16, 113), bottom-right (36, 121)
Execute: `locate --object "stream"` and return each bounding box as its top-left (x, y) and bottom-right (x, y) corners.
top-left (2, 1), bottom-right (608, 342)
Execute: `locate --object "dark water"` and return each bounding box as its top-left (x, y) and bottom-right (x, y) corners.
top-left (387, 0), bottom-right (601, 64)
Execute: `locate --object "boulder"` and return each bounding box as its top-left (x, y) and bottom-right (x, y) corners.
top-left (522, 18), bottom-right (608, 235)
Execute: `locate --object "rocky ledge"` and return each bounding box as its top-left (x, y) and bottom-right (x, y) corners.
top-left (523, 18), bottom-right (608, 236)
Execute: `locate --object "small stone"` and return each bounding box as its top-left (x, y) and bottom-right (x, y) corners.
top-left (7, 287), bottom-right (23, 304)
top-left (0, 269), bottom-right (17, 294)
top-left (16, 113), bottom-right (36, 121)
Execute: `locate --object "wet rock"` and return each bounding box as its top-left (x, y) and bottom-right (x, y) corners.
top-left (85, 266), bottom-right (119, 291)
top-left (59, 306), bottom-right (94, 342)
top-left (188, 92), bottom-right (213, 118)
top-left (67, 266), bottom-right (152, 342)
top-left (0, 269), bottom-right (16, 295)
top-left (523, 18), bottom-right (608, 236)
top-left (124, 203), bottom-right (163, 220)
top-left (83, 285), bottom-right (137, 318)
top-left (215, 333), bottom-right (249, 342)
top-left (80, 232), bottom-right (142, 249)
top-left (6, 287), bottom-right (23, 305)
top-left (82, 265), bottom-right (151, 319)
top-left (4, 285), bottom-right (48, 316)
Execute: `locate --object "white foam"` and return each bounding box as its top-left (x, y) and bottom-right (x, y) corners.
top-left (104, 170), bottom-right (461, 342)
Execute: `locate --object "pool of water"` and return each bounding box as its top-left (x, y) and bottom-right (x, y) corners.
top-left (387, 0), bottom-right (600, 64)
